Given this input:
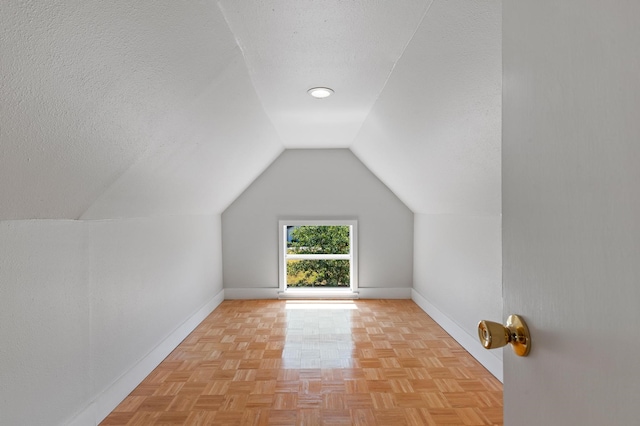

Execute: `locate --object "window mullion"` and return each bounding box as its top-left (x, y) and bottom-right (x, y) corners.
top-left (285, 254), bottom-right (350, 260)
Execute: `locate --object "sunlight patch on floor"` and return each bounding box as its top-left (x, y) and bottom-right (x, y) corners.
top-left (285, 300), bottom-right (358, 310)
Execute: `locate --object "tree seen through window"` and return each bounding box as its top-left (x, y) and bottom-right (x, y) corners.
top-left (286, 225), bottom-right (350, 287)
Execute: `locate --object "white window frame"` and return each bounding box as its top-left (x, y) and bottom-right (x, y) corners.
top-left (278, 219), bottom-right (358, 295)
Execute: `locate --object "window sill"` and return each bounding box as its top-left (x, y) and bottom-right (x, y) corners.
top-left (278, 289), bottom-right (359, 300)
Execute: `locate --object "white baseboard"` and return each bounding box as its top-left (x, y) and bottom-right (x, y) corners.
top-left (68, 289), bottom-right (225, 426)
top-left (224, 287), bottom-right (412, 300)
top-left (279, 289), bottom-right (359, 299)
top-left (224, 287), bottom-right (280, 299)
top-left (68, 286), bottom-right (500, 425)
top-left (358, 287), bottom-right (411, 299)
top-left (411, 289), bottom-right (503, 382)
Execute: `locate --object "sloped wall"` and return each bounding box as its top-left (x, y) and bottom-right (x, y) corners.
top-left (79, 53), bottom-right (283, 220)
top-left (412, 214), bottom-right (502, 378)
top-left (352, 0), bottom-right (502, 378)
top-left (0, 1), bottom-right (282, 221)
top-left (222, 149), bottom-right (413, 298)
top-left (1, 3), bottom-right (283, 423)
top-left (0, 215), bottom-right (223, 425)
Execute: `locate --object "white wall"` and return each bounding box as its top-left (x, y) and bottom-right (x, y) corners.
top-left (413, 214), bottom-right (503, 375)
top-left (351, 0), bottom-right (501, 215)
top-left (79, 53), bottom-right (283, 220)
top-left (222, 149), bottom-right (413, 298)
top-left (0, 1), bottom-right (282, 221)
top-left (503, 1), bottom-right (640, 424)
top-left (0, 215), bottom-right (223, 425)
top-left (351, 0), bottom-right (503, 377)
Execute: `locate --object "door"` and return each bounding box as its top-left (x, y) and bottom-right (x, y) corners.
top-left (503, 2), bottom-right (640, 424)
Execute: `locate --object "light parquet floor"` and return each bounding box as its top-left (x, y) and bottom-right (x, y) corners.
top-left (100, 299), bottom-right (502, 425)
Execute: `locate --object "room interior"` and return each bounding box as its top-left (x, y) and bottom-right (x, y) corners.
top-left (99, 299), bottom-right (504, 425)
top-left (0, 1), bottom-right (501, 423)
top-left (3, 0), bottom-right (638, 425)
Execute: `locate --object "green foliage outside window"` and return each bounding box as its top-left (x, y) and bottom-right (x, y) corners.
top-left (287, 226), bottom-right (350, 287)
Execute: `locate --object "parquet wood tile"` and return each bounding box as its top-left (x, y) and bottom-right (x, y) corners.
top-left (100, 300), bottom-right (502, 425)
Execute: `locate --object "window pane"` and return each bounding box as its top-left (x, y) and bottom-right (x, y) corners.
top-left (286, 259), bottom-right (350, 287)
top-left (286, 226), bottom-right (350, 254)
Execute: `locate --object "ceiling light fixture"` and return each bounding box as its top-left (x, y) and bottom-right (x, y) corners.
top-left (307, 87), bottom-right (334, 99)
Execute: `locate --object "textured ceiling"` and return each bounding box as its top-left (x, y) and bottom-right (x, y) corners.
top-left (218, 0), bottom-right (432, 148)
top-left (0, 1), bottom-right (282, 220)
top-left (0, 0), bottom-right (501, 220)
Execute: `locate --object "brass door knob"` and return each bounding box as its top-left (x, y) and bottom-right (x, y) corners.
top-left (477, 314), bottom-right (531, 357)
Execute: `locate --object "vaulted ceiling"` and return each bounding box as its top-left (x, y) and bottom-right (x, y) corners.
top-left (0, 0), bottom-right (501, 220)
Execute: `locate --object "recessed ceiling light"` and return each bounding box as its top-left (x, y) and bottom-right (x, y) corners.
top-left (307, 87), bottom-right (334, 99)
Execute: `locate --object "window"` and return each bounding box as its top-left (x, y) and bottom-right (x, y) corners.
top-left (279, 220), bottom-right (358, 293)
